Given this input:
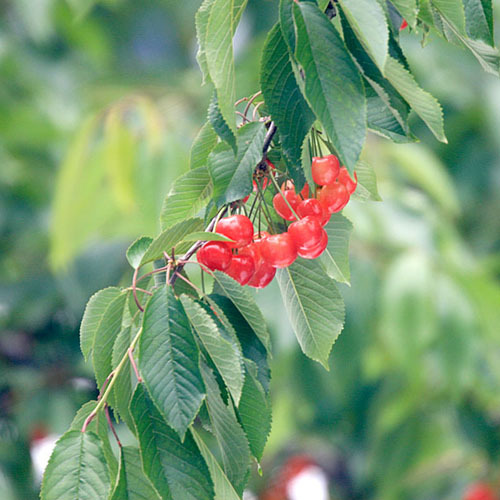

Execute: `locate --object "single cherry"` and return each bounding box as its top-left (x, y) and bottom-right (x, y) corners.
top-left (338, 166), bottom-right (358, 194)
top-left (297, 229), bottom-right (328, 259)
top-left (318, 181), bottom-right (350, 213)
top-left (300, 183), bottom-right (310, 199)
top-left (288, 216), bottom-right (323, 250)
top-left (240, 235), bottom-right (276, 288)
top-left (273, 190), bottom-right (300, 221)
top-left (260, 233), bottom-right (297, 268)
top-left (224, 254), bottom-right (255, 286)
top-left (311, 155), bottom-right (340, 186)
top-left (464, 483), bottom-right (498, 500)
top-left (297, 198), bottom-right (329, 226)
top-left (216, 214), bottom-right (254, 248)
top-left (197, 241), bottom-right (232, 271)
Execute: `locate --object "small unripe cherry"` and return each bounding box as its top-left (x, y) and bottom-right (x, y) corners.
top-left (288, 216), bottom-right (323, 250)
top-left (338, 166), bottom-right (358, 194)
top-left (311, 155), bottom-right (340, 186)
top-left (297, 198), bottom-right (329, 226)
top-left (318, 181), bottom-right (350, 214)
top-left (272, 190), bottom-right (300, 221)
top-left (197, 242), bottom-right (232, 271)
top-left (224, 254), bottom-right (255, 286)
top-left (216, 214), bottom-right (254, 248)
top-left (260, 233), bottom-right (297, 268)
top-left (297, 229), bottom-right (328, 259)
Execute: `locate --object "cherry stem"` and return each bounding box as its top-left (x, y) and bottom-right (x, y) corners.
top-left (243, 90), bottom-right (262, 119)
top-left (105, 404), bottom-right (122, 448)
top-left (128, 348), bottom-right (142, 382)
top-left (174, 271), bottom-right (204, 296)
top-left (132, 267), bottom-right (144, 312)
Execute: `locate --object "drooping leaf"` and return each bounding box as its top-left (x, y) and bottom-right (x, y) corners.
top-left (190, 121), bottom-right (218, 170)
top-left (292, 2), bottom-right (366, 173)
top-left (199, 360), bottom-right (251, 494)
top-left (160, 167), bottom-right (212, 230)
top-left (430, 0), bottom-right (466, 35)
top-left (463, 0), bottom-right (494, 45)
top-left (260, 24), bottom-right (314, 187)
top-left (351, 161), bottom-right (382, 202)
top-left (138, 286), bottom-right (204, 439)
top-left (320, 214), bottom-right (353, 285)
top-left (337, 0), bottom-right (389, 71)
top-left (126, 237), bottom-right (153, 269)
top-left (130, 384), bottom-right (213, 500)
top-left (212, 271), bottom-right (272, 354)
top-left (180, 295), bottom-right (244, 405)
top-left (390, 0), bottom-right (418, 27)
top-left (140, 218), bottom-right (205, 266)
top-left (191, 429), bottom-right (241, 500)
top-left (80, 287), bottom-right (123, 362)
top-left (208, 92), bottom-right (237, 152)
top-left (195, 0), bottom-right (215, 84)
top-left (40, 430), bottom-right (110, 500)
top-left (110, 447), bottom-right (161, 500)
top-left (277, 259), bottom-right (345, 369)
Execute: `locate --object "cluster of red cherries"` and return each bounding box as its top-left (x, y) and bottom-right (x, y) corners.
top-left (196, 154), bottom-right (357, 288)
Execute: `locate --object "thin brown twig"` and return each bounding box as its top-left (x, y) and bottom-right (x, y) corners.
top-left (105, 404), bottom-right (122, 448)
top-left (132, 267), bottom-right (144, 312)
top-left (128, 348), bottom-right (142, 382)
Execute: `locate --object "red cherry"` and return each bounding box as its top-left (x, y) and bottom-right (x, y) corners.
top-left (318, 181), bottom-right (350, 213)
top-left (464, 483), bottom-right (498, 500)
top-left (311, 155), bottom-right (340, 185)
top-left (273, 190), bottom-right (300, 221)
top-left (400, 19), bottom-right (408, 31)
top-left (260, 233), bottom-right (297, 268)
top-left (288, 216), bottom-right (323, 250)
top-left (300, 183), bottom-right (310, 199)
top-left (296, 198), bottom-right (330, 226)
top-left (338, 166), bottom-right (358, 194)
top-left (297, 229), bottom-right (328, 259)
top-left (224, 254), bottom-right (255, 286)
top-left (240, 237), bottom-right (276, 288)
top-left (197, 242), bottom-right (232, 271)
top-left (216, 215), bottom-right (254, 248)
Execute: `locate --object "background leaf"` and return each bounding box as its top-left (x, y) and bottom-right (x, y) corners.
top-left (126, 237), bottom-right (153, 269)
top-left (190, 121), bottom-right (218, 170)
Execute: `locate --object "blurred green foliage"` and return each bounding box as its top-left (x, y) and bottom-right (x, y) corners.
top-left (1, 1), bottom-right (500, 499)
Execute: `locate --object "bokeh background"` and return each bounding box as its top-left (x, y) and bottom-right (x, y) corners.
top-left (1, 1), bottom-right (500, 499)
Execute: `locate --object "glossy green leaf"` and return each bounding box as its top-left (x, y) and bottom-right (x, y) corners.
top-left (190, 121), bottom-right (218, 170)
top-left (260, 24), bottom-right (314, 186)
top-left (180, 295), bottom-right (244, 405)
top-left (80, 287), bottom-right (123, 362)
top-left (160, 167), bottom-right (212, 230)
top-left (431, 0), bottom-right (466, 35)
top-left (179, 231), bottom-right (234, 244)
top-left (277, 258), bottom-right (345, 368)
top-left (110, 447), bottom-right (161, 500)
top-left (130, 384), bottom-right (213, 500)
top-left (126, 237), bottom-right (153, 269)
top-left (195, 0), bottom-right (215, 84)
top-left (140, 218), bottom-right (205, 266)
top-left (464, 0), bottom-right (494, 45)
top-left (40, 430), bottom-right (110, 500)
top-left (212, 271), bottom-right (272, 354)
top-left (200, 360), bottom-right (251, 494)
top-left (138, 286), bottom-right (204, 439)
top-left (351, 161), bottom-right (382, 202)
top-left (208, 92), bottom-right (237, 152)
top-left (293, 2), bottom-right (366, 173)
top-left (337, 0), bottom-right (389, 71)
top-left (320, 214), bottom-right (353, 285)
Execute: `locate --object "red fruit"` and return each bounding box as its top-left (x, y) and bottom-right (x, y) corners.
top-left (318, 181), bottom-right (350, 213)
top-left (197, 242), bottom-right (232, 271)
top-left (297, 229), bottom-right (328, 259)
top-left (216, 214), bottom-right (254, 248)
top-left (260, 233), bottom-right (297, 268)
top-left (464, 483), bottom-right (498, 500)
top-left (288, 216), bottom-right (323, 250)
top-left (296, 198), bottom-right (329, 226)
top-left (338, 166), bottom-right (358, 194)
top-left (300, 183), bottom-right (310, 199)
top-left (225, 254), bottom-right (255, 286)
top-left (311, 154), bottom-right (340, 185)
top-left (240, 237), bottom-right (276, 288)
top-left (400, 19), bottom-right (408, 31)
top-left (273, 190), bottom-right (300, 221)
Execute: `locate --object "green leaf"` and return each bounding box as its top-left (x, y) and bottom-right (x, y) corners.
top-left (179, 231), bottom-right (234, 244)
top-left (138, 286), bottom-right (204, 439)
top-left (190, 121), bottom-right (218, 170)
top-left (140, 218), bottom-right (205, 266)
top-left (277, 258), bottom-right (345, 369)
top-left (93, 292), bottom-right (128, 392)
top-left (351, 160), bottom-right (382, 202)
top-left (260, 24), bottom-right (315, 186)
top-left (293, 2), bottom-right (366, 173)
top-left (195, 0), bottom-right (215, 84)
top-left (384, 56), bottom-right (447, 143)
top-left (69, 401), bottom-right (118, 483)
top-left (390, 0), bottom-right (418, 27)
top-left (208, 122), bottom-right (267, 207)
top-left (180, 295), bottom-right (244, 405)
top-left (464, 0), bottom-right (494, 45)
top-left (110, 447), bottom-right (161, 500)
top-left (191, 429), bottom-right (241, 500)
top-left (160, 167), bottom-right (212, 230)
top-left (40, 430), bottom-right (110, 500)
top-left (337, 0), bottom-right (389, 71)
top-left (200, 360), bottom-right (251, 494)
top-left (130, 384), bottom-right (214, 500)
top-left (80, 287), bottom-right (123, 362)
top-left (431, 0), bottom-right (466, 35)
top-left (237, 360), bottom-right (272, 461)
top-left (126, 237), bottom-right (153, 269)
top-left (208, 92), bottom-right (237, 152)
top-left (212, 271), bottom-right (272, 354)
top-left (320, 214), bottom-right (353, 285)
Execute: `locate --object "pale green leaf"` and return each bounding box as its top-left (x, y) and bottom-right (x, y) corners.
top-left (464, 0), bottom-right (494, 45)
top-left (179, 231), bottom-right (234, 244)
top-left (431, 0), bottom-right (466, 35)
top-left (190, 121), bottom-right (218, 170)
top-left (126, 237), bottom-right (153, 269)
top-left (351, 160), bottom-right (382, 202)
top-left (390, 0), bottom-right (418, 27)
top-left (195, 0), bottom-right (215, 84)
